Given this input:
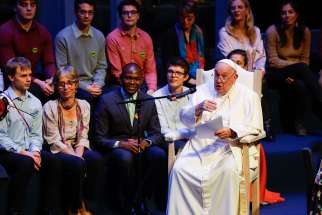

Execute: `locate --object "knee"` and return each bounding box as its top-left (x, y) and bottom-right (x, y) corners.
top-left (84, 151), bottom-right (105, 170)
top-left (111, 149), bottom-right (134, 168)
top-left (145, 146), bottom-right (167, 162)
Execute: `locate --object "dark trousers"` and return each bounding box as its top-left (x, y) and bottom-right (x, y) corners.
top-left (50, 150), bottom-right (104, 212)
top-left (268, 63), bottom-right (322, 125)
top-left (0, 150), bottom-right (56, 212)
top-left (108, 146), bottom-right (167, 213)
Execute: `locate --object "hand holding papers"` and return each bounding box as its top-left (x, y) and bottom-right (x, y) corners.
top-left (196, 116), bottom-right (223, 139)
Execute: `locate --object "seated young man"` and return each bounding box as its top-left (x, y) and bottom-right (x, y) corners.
top-left (55, 0), bottom-right (107, 104)
top-left (106, 0), bottom-right (157, 94)
top-left (0, 0), bottom-right (56, 103)
top-left (94, 63), bottom-right (166, 214)
top-left (0, 57), bottom-right (56, 215)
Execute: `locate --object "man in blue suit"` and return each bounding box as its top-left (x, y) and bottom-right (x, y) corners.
top-left (94, 63), bottom-right (166, 214)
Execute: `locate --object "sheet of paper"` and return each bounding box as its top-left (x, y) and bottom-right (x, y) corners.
top-left (196, 116), bottom-right (223, 138)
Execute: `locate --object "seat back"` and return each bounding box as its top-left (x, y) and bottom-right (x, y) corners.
top-left (196, 66), bottom-right (262, 96)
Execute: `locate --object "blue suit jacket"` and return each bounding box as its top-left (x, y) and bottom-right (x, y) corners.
top-left (94, 87), bottom-right (164, 151)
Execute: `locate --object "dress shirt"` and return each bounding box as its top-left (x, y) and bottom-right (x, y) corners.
top-left (121, 88), bottom-right (138, 126)
top-left (0, 87), bottom-right (43, 153)
top-left (106, 27), bottom-right (157, 91)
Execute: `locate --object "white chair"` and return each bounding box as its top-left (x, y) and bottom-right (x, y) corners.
top-left (168, 67), bottom-right (264, 215)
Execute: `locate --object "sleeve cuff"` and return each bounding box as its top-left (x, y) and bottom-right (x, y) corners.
top-left (113, 141), bottom-right (120, 148)
top-left (144, 139), bottom-right (152, 146)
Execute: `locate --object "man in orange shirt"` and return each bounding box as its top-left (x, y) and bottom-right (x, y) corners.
top-left (106, 0), bottom-right (157, 94)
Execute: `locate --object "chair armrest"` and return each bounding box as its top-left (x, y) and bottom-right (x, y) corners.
top-left (168, 142), bottom-right (176, 176)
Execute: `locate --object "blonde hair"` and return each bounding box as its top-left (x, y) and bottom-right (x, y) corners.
top-left (53, 65), bottom-right (79, 90)
top-left (225, 0), bottom-right (257, 45)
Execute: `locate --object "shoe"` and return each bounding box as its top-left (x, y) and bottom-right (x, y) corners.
top-left (264, 119), bottom-right (275, 141)
top-left (295, 122), bottom-right (307, 136)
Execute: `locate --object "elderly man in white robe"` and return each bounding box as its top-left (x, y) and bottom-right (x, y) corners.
top-left (167, 59), bottom-right (265, 215)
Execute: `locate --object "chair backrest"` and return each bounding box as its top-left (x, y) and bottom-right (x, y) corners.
top-left (196, 67), bottom-right (262, 96)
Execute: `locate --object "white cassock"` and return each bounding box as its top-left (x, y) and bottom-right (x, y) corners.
top-left (166, 81), bottom-right (265, 215)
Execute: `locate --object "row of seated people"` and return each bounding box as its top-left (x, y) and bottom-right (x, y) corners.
top-left (0, 0), bottom-right (321, 138)
top-left (0, 53), bottom-right (285, 215)
top-left (0, 0), bottom-right (321, 212)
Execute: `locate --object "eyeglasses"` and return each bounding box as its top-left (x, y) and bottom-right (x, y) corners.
top-left (121, 10), bottom-right (138, 17)
top-left (167, 69), bottom-right (186, 77)
top-left (18, 1), bottom-right (36, 8)
top-left (57, 80), bottom-right (77, 89)
top-left (78, 9), bottom-right (94, 17)
top-left (214, 72), bottom-right (236, 83)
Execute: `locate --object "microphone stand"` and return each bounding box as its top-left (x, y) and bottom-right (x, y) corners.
top-left (118, 88), bottom-right (196, 214)
top-left (119, 95), bottom-right (163, 214)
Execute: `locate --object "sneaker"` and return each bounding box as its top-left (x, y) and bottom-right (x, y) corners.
top-left (264, 120), bottom-right (275, 141)
top-left (295, 122), bottom-right (307, 136)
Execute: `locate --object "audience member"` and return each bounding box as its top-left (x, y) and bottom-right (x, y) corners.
top-left (154, 57), bottom-right (192, 151)
top-left (0, 57), bottom-right (55, 215)
top-left (319, 27), bottom-right (322, 69)
top-left (55, 0), bottom-right (107, 104)
top-left (153, 57), bottom-right (192, 210)
top-left (319, 28), bottom-right (322, 87)
top-left (266, 0), bottom-right (322, 135)
top-left (216, 0), bottom-right (275, 140)
top-left (161, 1), bottom-right (205, 87)
top-left (94, 63), bottom-right (166, 214)
top-left (42, 66), bottom-right (104, 215)
top-left (217, 0), bottom-right (266, 74)
top-left (0, 0), bottom-right (55, 103)
top-left (227, 49), bottom-right (285, 204)
top-left (167, 59), bottom-right (265, 215)
top-left (106, 0), bottom-right (157, 94)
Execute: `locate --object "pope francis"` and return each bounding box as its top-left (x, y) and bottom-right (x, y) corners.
top-left (166, 59), bottom-right (266, 215)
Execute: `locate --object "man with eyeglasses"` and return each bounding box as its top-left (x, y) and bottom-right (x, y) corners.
top-left (106, 0), bottom-right (157, 94)
top-left (167, 59), bottom-right (265, 215)
top-left (55, 0), bottom-right (107, 104)
top-left (0, 0), bottom-right (56, 104)
top-left (94, 63), bottom-right (165, 214)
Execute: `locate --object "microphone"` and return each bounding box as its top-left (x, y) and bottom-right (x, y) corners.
top-left (0, 93), bottom-right (8, 120)
top-left (0, 91), bottom-right (35, 121)
top-left (167, 88), bottom-right (196, 100)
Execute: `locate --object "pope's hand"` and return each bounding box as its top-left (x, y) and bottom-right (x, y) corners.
top-left (215, 127), bottom-right (237, 139)
top-left (195, 100), bottom-right (217, 117)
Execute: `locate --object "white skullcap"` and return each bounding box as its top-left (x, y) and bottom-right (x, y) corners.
top-left (216, 59), bottom-right (239, 73)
